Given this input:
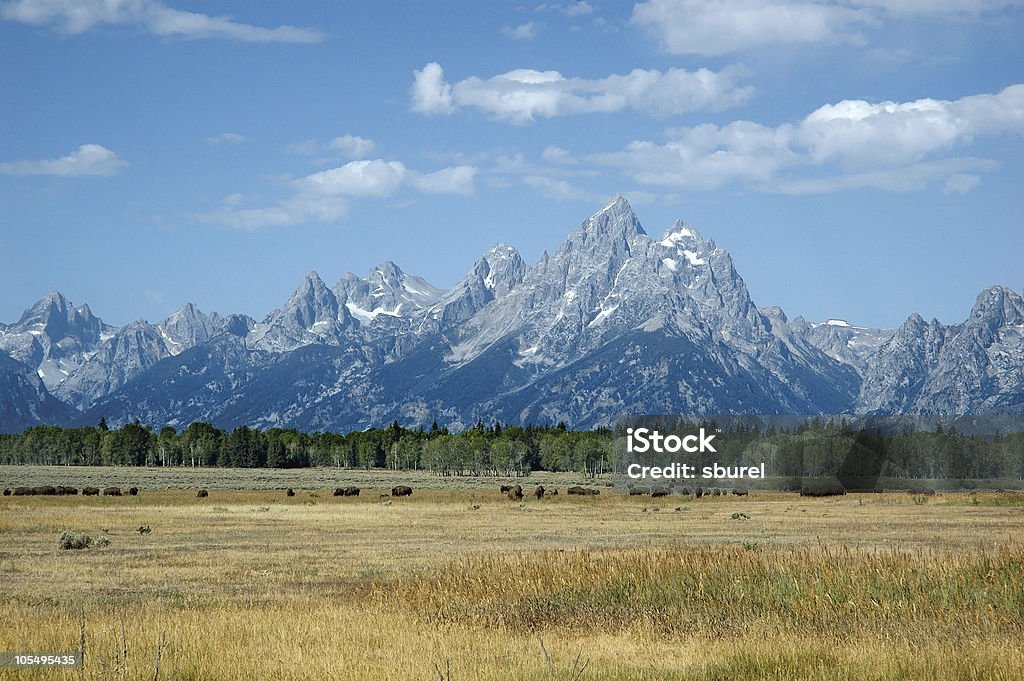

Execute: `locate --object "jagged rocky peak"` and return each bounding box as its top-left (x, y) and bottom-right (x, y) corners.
top-left (558, 195), bottom-right (646, 257)
top-left (159, 302), bottom-right (223, 351)
top-left (476, 243), bottom-right (526, 296)
top-left (279, 271), bottom-right (340, 328)
top-left (968, 286), bottom-right (1024, 329)
top-left (14, 290), bottom-right (108, 344)
top-left (658, 220), bottom-right (705, 248)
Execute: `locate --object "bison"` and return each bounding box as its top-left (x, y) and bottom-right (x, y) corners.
top-left (651, 487), bottom-right (670, 498)
top-left (732, 488), bottom-right (749, 496)
top-left (82, 486), bottom-right (100, 496)
top-left (568, 486), bottom-right (599, 496)
top-left (500, 484), bottom-right (512, 493)
top-left (534, 485), bottom-right (545, 500)
top-left (34, 485), bottom-right (57, 496)
top-left (196, 489), bottom-right (209, 498)
top-left (128, 487), bottom-right (139, 496)
top-left (286, 488), bottom-right (295, 497)
top-left (12, 486), bottom-right (31, 496)
top-left (549, 488), bottom-right (558, 496)
top-left (507, 484), bottom-right (523, 501)
top-left (102, 487), bottom-right (121, 497)
top-left (391, 485), bottom-right (412, 497)
top-left (2, 488), bottom-right (9, 496)
top-left (60, 486), bottom-right (79, 495)
top-left (333, 486), bottom-right (360, 496)
top-left (628, 487), bottom-right (647, 496)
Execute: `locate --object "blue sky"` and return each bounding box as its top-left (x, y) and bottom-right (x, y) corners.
top-left (1, 0), bottom-right (1021, 330)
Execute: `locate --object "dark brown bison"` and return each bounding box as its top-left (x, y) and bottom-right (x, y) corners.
top-left (34, 485), bottom-right (57, 495)
top-left (534, 485), bottom-right (545, 500)
top-left (500, 484), bottom-right (512, 493)
top-left (82, 486), bottom-right (100, 496)
top-left (128, 487), bottom-right (139, 496)
top-left (694, 486), bottom-right (704, 498)
top-left (102, 487), bottom-right (121, 496)
top-left (732, 488), bottom-right (749, 496)
top-left (628, 487), bottom-right (646, 496)
top-left (568, 486), bottom-right (599, 496)
top-left (343, 486), bottom-right (360, 496)
top-left (12, 486), bottom-right (31, 496)
top-left (286, 488), bottom-right (295, 497)
top-left (333, 487), bottom-right (345, 496)
top-left (507, 484), bottom-right (523, 501)
top-left (2, 488), bottom-right (9, 496)
top-left (391, 486), bottom-right (412, 497)
top-left (61, 486), bottom-right (79, 495)
top-left (196, 489), bottom-right (209, 498)
top-left (651, 487), bottom-right (670, 498)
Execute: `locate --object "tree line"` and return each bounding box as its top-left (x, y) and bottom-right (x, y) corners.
top-left (0, 417), bottom-right (1022, 481)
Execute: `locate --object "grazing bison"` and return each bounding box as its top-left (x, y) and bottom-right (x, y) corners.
top-left (507, 484), bottom-right (523, 501)
top-left (60, 486), bottom-right (79, 495)
top-left (534, 485), bottom-right (545, 500)
top-left (628, 487), bottom-right (646, 496)
top-left (333, 487), bottom-right (361, 497)
top-left (680, 487), bottom-right (691, 496)
top-left (286, 488), bottom-right (295, 497)
top-left (102, 487), bottom-right (121, 497)
top-left (391, 486), bottom-right (412, 497)
top-left (651, 486), bottom-right (670, 498)
top-left (128, 487), bottom-right (139, 496)
top-left (34, 485), bottom-right (57, 496)
top-left (500, 484), bottom-right (512, 493)
top-left (13, 487), bottom-right (31, 496)
top-left (2, 488), bottom-right (9, 496)
top-left (196, 489), bottom-right (209, 498)
top-left (568, 486), bottom-right (599, 496)
top-left (82, 486), bottom-right (100, 496)
top-left (732, 488), bottom-right (749, 496)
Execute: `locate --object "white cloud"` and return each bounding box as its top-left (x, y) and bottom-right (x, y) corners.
top-left (205, 132), bottom-right (245, 145)
top-left (204, 159), bottom-right (479, 229)
top-left (564, 1), bottom-right (594, 17)
top-left (541, 145), bottom-right (575, 163)
top-left (414, 166), bottom-right (478, 195)
top-left (590, 84), bottom-right (1022, 193)
top-left (411, 62), bottom-right (455, 115)
top-left (523, 175), bottom-right (601, 201)
top-left (501, 21), bottom-right (537, 40)
top-left (298, 160), bottom-right (408, 198)
top-left (410, 62), bottom-right (753, 123)
top-left (327, 135), bottom-right (375, 160)
top-left (0, 0), bottom-right (324, 42)
top-left (631, 0), bottom-right (870, 56)
top-left (0, 143), bottom-right (127, 177)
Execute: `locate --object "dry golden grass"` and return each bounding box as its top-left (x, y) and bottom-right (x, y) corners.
top-left (1, 475), bottom-right (1023, 679)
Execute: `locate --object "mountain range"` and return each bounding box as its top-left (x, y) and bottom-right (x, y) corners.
top-left (2, 197), bottom-right (1022, 433)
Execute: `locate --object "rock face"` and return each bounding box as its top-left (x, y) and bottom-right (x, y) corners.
top-left (2, 197), bottom-right (1022, 432)
top-left (856, 287), bottom-right (1024, 415)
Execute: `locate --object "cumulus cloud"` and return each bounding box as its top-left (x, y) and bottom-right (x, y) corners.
top-left (411, 62), bottom-right (455, 115)
top-left (204, 159), bottom-right (479, 229)
top-left (1, 0), bottom-right (324, 42)
top-left (0, 143), bottom-right (127, 177)
top-left (501, 21), bottom-right (537, 39)
top-left (631, 0), bottom-right (1023, 55)
top-left (409, 62), bottom-right (753, 122)
top-left (631, 0), bottom-right (870, 55)
top-left (563, 1), bottom-right (594, 17)
top-left (327, 135), bottom-right (375, 160)
top-left (590, 84), bottom-right (1023, 193)
top-left (414, 166), bottom-right (478, 195)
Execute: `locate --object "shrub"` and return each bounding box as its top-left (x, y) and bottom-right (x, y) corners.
top-left (59, 531), bottom-right (93, 550)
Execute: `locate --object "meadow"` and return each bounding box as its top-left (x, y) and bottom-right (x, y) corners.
top-left (1, 465), bottom-right (1022, 680)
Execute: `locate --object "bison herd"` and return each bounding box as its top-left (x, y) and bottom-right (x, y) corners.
top-left (2, 485), bottom-right (140, 496)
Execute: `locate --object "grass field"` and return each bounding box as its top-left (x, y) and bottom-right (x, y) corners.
top-left (1, 465), bottom-right (1023, 680)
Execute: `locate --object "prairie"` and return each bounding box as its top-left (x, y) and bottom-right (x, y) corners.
top-left (1, 466), bottom-right (1022, 680)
